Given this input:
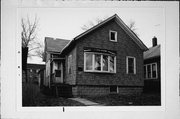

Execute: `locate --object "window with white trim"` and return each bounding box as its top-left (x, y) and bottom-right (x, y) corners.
top-left (109, 30), bottom-right (117, 42)
top-left (68, 54), bottom-right (72, 74)
top-left (126, 56), bottom-right (136, 74)
top-left (144, 63), bottom-right (157, 79)
top-left (84, 52), bottom-right (116, 73)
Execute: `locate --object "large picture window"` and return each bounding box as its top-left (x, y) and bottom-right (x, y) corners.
top-left (144, 63), bottom-right (157, 79)
top-left (84, 52), bottom-right (116, 73)
top-left (126, 56), bottom-right (136, 74)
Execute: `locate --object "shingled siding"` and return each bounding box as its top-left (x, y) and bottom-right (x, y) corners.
top-left (75, 20), bottom-right (144, 87)
top-left (64, 47), bottom-right (77, 85)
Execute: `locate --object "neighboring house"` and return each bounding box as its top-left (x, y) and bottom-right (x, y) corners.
top-left (44, 14), bottom-right (148, 97)
top-left (143, 37), bottom-right (161, 93)
top-left (25, 63), bottom-right (45, 83)
top-left (43, 37), bottom-right (70, 87)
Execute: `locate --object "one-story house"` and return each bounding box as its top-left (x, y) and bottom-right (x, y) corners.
top-left (143, 37), bottom-right (161, 93)
top-left (43, 14), bottom-right (148, 97)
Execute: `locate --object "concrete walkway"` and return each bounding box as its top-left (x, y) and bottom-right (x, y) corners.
top-left (69, 97), bottom-right (103, 106)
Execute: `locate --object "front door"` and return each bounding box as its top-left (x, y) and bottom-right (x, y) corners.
top-left (54, 62), bottom-right (63, 83)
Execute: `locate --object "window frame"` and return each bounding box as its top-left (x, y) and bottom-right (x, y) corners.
top-left (144, 63), bottom-right (158, 79)
top-left (126, 56), bottom-right (136, 74)
top-left (84, 52), bottom-right (116, 73)
top-left (109, 30), bottom-right (117, 42)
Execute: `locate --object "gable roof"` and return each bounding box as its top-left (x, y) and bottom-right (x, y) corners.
top-left (144, 45), bottom-right (160, 60)
top-left (45, 37), bottom-right (70, 53)
top-left (61, 14), bottom-right (148, 54)
top-left (43, 37), bottom-right (70, 61)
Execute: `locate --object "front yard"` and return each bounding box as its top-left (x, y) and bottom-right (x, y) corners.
top-left (22, 83), bottom-right (85, 106)
top-left (23, 83), bottom-right (161, 106)
top-left (85, 93), bottom-right (161, 106)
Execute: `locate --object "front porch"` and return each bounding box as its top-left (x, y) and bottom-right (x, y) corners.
top-left (48, 54), bottom-right (72, 97)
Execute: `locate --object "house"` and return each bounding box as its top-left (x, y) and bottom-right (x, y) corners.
top-left (43, 14), bottom-right (148, 97)
top-left (24, 63), bottom-right (45, 83)
top-left (43, 37), bottom-right (70, 87)
top-left (26, 63), bottom-right (45, 83)
top-left (143, 37), bottom-right (161, 93)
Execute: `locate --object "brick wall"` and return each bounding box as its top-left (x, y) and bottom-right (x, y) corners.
top-left (73, 85), bottom-right (143, 96)
top-left (76, 19), bottom-right (144, 87)
top-left (117, 87), bottom-right (143, 95)
top-left (77, 85), bottom-right (109, 96)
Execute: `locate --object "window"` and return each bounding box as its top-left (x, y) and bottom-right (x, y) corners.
top-left (68, 54), bottom-right (72, 74)
top-left (85, 53), bottom-right (93, 70)
top-left (126, 56), bottom-right (136, 74)
top-left (144, 63), bottom-right (157, 79)
top-left (84, 52), bottom-right (116, 73)
top-left (94, 54), bottom-right (101, 71)
top-left (102, 55), bottom-right (108, 71)
top-left (109, 56), bottom-right (115, 73)
top-left (109, 30), bottom-right (117, 42)
top-left (147, 64), bottom-right (151, 78)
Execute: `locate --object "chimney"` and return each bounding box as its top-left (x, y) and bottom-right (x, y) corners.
top-left (152, 36), bottom-right (157, 47)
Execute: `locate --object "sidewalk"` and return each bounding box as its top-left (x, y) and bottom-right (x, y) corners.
top-left (69, 97), bottom-right (103, 106)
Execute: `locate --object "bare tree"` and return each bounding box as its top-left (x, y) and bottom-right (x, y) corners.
top-left (81, 16), bottom-right (138, 36)
top-left (21, 16), bottom-right (39, 83)
top-left (81, 17), bottom-right (108, 31)
top-left (128, 20), bottom-right (138, 36)
top-left (34, 41), bottom-right (45, 59)
top-left (21, 16), bottom-right (38, 48)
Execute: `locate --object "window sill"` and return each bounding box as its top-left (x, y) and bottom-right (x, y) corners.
top-left (84, 70), bottom-right (116, 74)
top-left (126, 73), bottom-right (136, 75)
top-left (109, 40), bottom-right (117, 42)
top-left (145, 78), bottom-right (158, 80)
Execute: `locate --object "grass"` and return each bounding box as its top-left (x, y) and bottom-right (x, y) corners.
top-left (22, 83), bottom-right (85, 106)
top-left (85, 93), bottom-right (161, 106)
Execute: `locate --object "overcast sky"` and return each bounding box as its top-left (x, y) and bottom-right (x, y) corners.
top-left (20, 7), bottom-right (164, 64)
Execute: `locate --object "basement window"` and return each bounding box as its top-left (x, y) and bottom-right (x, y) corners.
top-left (110, 86), bottom-right (118, 93)
top-left (109, 30), bottom-right (117, 42)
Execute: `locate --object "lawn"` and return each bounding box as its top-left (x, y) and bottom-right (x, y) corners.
top-left (22, 83), bottom-right (85, 106)
top-left (85, 93), bottom-right (161, 106)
